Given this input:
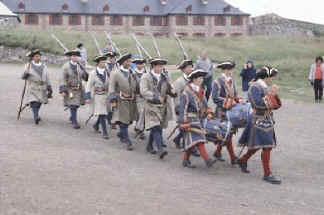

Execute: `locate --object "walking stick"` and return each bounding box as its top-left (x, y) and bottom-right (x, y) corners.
top-left (17, 62), bottom-right (32, 120)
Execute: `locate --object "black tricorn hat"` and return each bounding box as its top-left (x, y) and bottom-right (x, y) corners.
top-left (177, 59), bottom-right (193, 70)
top-left (132, 58), bottom-right (147, 64)
top-left (217, 61), bottom-right (236, 70)
top-left (254, 66), bottom-right (279, 80)
top-left (104, 51), bottom-right (119, 58)
top-left (117, 53), bottom-right (132, 65)
top-left (64, 49), bottom-right (81, 57)
top-left (93, 55), bottom-right (108, 63)
top-left (188, 69), bottom-right (208, 80)
top-left (26, 49), bottom-right (41, 58)
top-left (150, 58), bottom-right (168, 66)
top-left (77, 43), bottom-right (83, 48)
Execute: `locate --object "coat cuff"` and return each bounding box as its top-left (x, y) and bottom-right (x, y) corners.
top-left (59, 85), bottom-right (68, 94)
top-left (264, 94), bottom-right (282, 110)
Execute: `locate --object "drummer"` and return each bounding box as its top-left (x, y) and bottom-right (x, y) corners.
top-left (212, 61), bottom-right (244, 165)
top-left (237, 66), bottom-right (282, 184)
top-left (178, 69), bottom-right (216, 168)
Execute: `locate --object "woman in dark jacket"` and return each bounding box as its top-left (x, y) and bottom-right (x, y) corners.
top-left (240, 61), bottom-right (256, 101)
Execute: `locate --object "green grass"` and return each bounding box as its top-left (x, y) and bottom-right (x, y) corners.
top-left (1, 29), bottom-right (324, 101)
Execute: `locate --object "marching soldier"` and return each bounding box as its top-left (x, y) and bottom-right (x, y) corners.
top-left (59, 49), bottom-right (88, 129)
top-left (140, 58), bottom-right (177, 159)
top-left (108, 53), bottom-right (139, 151)
top-left (133, 57), bottom-right (147, 140)
top-left (173, 59), bottom-right (193, 149)
top-left (178, 69), bottom-right (216, 168)
top-left (237, 66), bottom-right (282, 184)
top-left (212, 61), bottom-right (243, 165)
top-left (21, 49), bottom-right (53, 124)
top-left (85, 55), bottom-right (110, 139)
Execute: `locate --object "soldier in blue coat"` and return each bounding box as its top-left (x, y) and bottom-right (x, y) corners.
top-left (179, 69), bottom-right (216, 168)
top-left (237, 66), bottom-right (282, 184)
top-left (212, 61), bottom-right (243, 165)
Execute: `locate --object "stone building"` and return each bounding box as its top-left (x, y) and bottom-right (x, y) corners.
top-left (1, 0), bottom-right (250, 37)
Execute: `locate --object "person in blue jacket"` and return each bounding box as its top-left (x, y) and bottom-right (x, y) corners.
top-left (240, 61), bottom-right (256, 102)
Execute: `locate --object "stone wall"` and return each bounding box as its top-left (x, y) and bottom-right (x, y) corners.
top-left (249, 13), bottom-right (324, 37)
top-left (0, 46), bottom-right (66, 65)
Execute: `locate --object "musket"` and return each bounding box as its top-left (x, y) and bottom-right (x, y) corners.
top-left (150, 33), bottom-right (161, 58)
top-left (104, 31), bottom-right (121, 56)
top-left (90, 32), bottom-right (103, 55)
top-left (136, 43), bottom-right (143, 59)
top-left (17, 62), bottom-right (31, 120)
top-left (131, 33), bottom-right (152, 59)
top-left (85, 114), bottom-right (94, 125)
top-left (51, 33), bottom-right (88, 76)
top-left (174, 33), bottom-right (188, 60)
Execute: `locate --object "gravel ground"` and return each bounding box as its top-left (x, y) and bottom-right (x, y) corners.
top-left (0, 64), bottom-right (323, 215)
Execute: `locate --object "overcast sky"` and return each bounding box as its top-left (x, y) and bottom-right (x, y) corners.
top-left (227, 0), bottom-right (324, 24)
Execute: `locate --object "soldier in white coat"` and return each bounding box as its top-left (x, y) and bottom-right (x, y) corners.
top-left (85, 55), bottom-right (110, 139)
top-left (21, 49), bottom-right (53, 124)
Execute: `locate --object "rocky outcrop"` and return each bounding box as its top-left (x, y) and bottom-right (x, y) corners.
top-left (0, 46), bottom-right (67, 65)
top-left (249, 13), bottom-right (324, 37)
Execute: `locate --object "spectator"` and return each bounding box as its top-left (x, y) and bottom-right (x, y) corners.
top-left (195, 51), bottom-right (214, 101)
top-left (76, 43), bottom-right (88, 66)
top-left (309, 56), bottom-right (324, 103)
top-left (240, 60), bottom-right (256, 102)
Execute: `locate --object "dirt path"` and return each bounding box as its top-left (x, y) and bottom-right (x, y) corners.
top-left (0, 64), bottom-right (323, 215)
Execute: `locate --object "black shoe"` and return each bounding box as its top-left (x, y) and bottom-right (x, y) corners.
top-left (173, 138), bottom-right (181, 149)
top-left (93, 125), bottom-right (101, 133)
top-left (127, 144), bottom-right (133, 151)
top-left (231, 157), bottom-right (239, 165)
top-left (35, 117), bottom-right (41, 125)
top-left (192, 150), bottom-right (200, 157)
top-left (162, 143), bottom-right (167, 148)
top-left (139, 133), bottom-right (145, 140)
top-left (103, 135), bottom-right (109, 140)
top-left (213, 153), bottom-right (225, 162)
top-left (159, 151), bottom-right (168, 159)
top-left (73, 124), bottom-right (81, 129)
top-left (263, 174), bottom-right (281, 184)
top-left (205, 158), bottom-right (217, 168)
top-left (182, 160), bottom-right (196, 168)
top-left (237, 160), bottom-right (250, 173)
top-left (146, 147), bottom-right (157, 154)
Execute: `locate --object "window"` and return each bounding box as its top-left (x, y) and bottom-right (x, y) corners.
top-left (62, 4), bottom-right (69, 11)
top-left (153, 33), bottom-right (165, 37)
top-left (215, 16), bottom-right (226, 26)
top-left (92, 15), bottom-right (105, 25)
top-left (193, 16), bottom-right (205, 26)
top-left (69, 15), bottom-right (81, 25)
top-left (186, 5), bottom-right (192, 13)
top-left (176, 32), bottom-right (188, 37)
top-left (193, 33), bottom-right (205, 37)
top-left (231, 16), bottom-right (243, 26)
top-left (103, 4), bottom-right (109, 12)
top-left (25, 14), bottom-right (38, 25)
top-left (215, 33), bottom-right (226, 37)
top-left (49, 14), bottom-right (63, 25)
top-left (223, 5), bottom-right (231, 13)
top-left (176, 15), bottom-right (188, 26)
top-left (18, 2), bottom-right (25, 10)
top-left (133, 16), bottom-right (145, 26)
top-left (144, 6), bottom-right (150, 12)
top-left (150, 16), bottom-right (168, 26)
top-left (110, 15), bottom-right (123, 25)
top-left (231, 33), bottom-right (243, 37)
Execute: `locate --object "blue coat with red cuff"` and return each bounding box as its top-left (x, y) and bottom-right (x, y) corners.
top-left (239, 81), bottom-right (282, 149)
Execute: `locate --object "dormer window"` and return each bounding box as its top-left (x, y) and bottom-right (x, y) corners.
top-left (186, 5), bottom-right (192, 13)
top-left (103, 4), bottom-right (109, 12)
top-left (62, 4), bottom-right (69, 11)
top-left (160, 0), bottom-right (167, 5)
top-left (144, 6), bottom-right (150, 12)
top-left (200, 0), bottom-right (208, 5)
top-left (18, 2), bottom-right (25, 11)
top-left (224, 5), bottom-right (231, 13)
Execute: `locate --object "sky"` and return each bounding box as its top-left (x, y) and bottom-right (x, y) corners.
top-left (226, 0), bottom-right (324, 25)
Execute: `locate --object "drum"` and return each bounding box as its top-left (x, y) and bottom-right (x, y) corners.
top-left (226, 103), bottom-right (252, 128)
top-left (203, 118), bottom-right (232, 145)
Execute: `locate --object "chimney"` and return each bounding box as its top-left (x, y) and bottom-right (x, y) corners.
top-left (160, 0), bottom-right (167, 5)
top-left (200, 0), bottom-right (208, 5)
top-left (81, 0), bottom-right (88, 4)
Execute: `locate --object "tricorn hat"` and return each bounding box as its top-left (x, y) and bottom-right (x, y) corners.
top-left (104, 51), bottom-right (119, 58)
top-left (132, 58), bottom-right (147, 64)
top-left (64, 49), bottom-right (81, 57)
top-left (77, 43), bottom-right (83, 48)
top-left (254, 66), bottom-right (279, 80)
top-left (177, 59), bottom-right (193, 70)
top-left (94, 55), bottom-right (108, 63)
top-left (117, 53), bottom-right (132, 65)
top-left (26, 49), bottom-right (41, 58)
top-left (188, 69), bottom-right (208, 80)
top-left (217, 61), bottom-right (236, 70)
top-left (150, 58), bottom-right (168, 66)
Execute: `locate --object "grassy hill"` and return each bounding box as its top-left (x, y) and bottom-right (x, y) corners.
top-left (1, 29), bottom-right (324, 101)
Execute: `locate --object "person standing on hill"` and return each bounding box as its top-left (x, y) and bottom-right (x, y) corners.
top-left (309, 56), bottom-right (324, 103)
top-left (240, 60), bottom-right (256, 102)
top-left (195, 51), bottom-right (214, 101)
